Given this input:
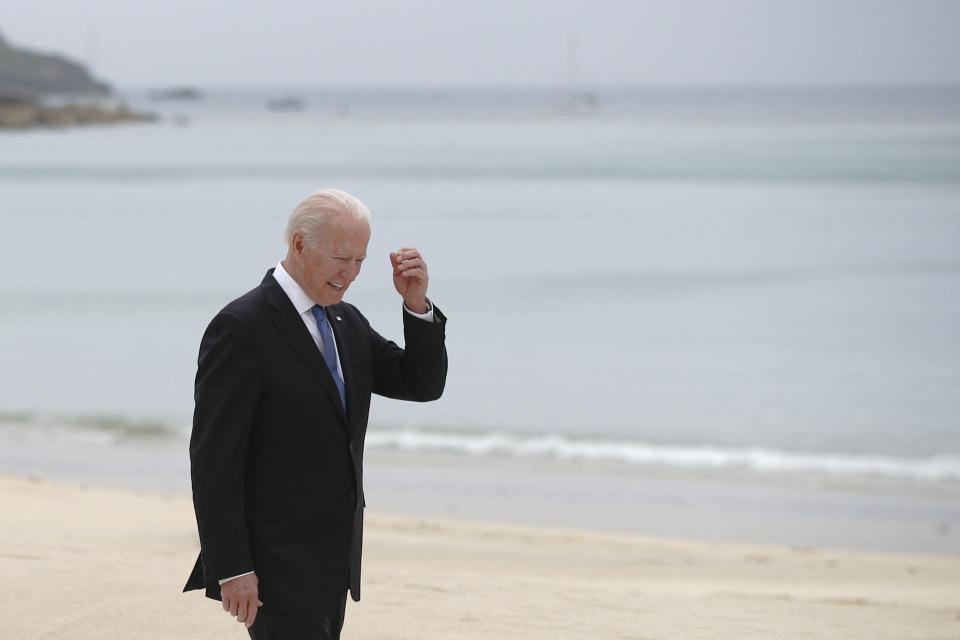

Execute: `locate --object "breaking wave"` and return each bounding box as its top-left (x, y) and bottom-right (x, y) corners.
top-left (366, 428), bottom-right (960, 484)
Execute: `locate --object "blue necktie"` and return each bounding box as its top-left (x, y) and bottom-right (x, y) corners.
top-left (310, 305), bottom-right (346, 412)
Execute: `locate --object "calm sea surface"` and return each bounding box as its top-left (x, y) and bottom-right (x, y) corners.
top-left (2, 87), bottom-right (959, 486)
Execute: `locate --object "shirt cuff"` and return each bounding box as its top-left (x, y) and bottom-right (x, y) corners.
top-left (403, 298), bottom-right (434, 322)
top-left (219, 571), bottom-right (255, 586)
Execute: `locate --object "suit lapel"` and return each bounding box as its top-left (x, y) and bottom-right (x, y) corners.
top-left (259, 271), bottom-right (348, 425)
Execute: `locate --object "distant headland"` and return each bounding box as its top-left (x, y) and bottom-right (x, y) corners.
top-left (0, 30), bottom-right (155, 129)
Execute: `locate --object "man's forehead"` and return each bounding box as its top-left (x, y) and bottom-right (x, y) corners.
top-left (316, 229), bottom-right (369, 256)
top-left (319, 238), bottom-right (367, 251)
top-left (324, 214), bottom-right (369, 234)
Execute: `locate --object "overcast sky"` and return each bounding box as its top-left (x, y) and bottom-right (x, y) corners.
top-left (2, 0), bottom-right (959, 88)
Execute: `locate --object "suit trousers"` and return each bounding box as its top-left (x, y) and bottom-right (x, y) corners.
top-left (247, 593), bottom-right (348, 640)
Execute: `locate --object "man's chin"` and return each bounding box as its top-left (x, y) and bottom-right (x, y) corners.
top-left (316, 287), bottom-right (346, 306)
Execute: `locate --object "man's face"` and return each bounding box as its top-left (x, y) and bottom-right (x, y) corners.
top-left (289, 214), bottom-right (371, 306)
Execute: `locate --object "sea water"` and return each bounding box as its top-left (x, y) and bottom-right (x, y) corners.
top-left (1, 87), bottom-right (959, 506)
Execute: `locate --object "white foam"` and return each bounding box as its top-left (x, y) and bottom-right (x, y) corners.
top-left (366, 429), bottom-right (960, 484)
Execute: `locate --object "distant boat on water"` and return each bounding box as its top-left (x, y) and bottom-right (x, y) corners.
top-left (555, 91), bottom-right (599, 116)
top-left (266, 95), bottom-right (306, 111)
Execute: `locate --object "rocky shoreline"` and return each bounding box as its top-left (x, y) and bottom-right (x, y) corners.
top-left (0, 98), bottom-right (156, 129)
top-left (1, 30), bottom-right (157, 130)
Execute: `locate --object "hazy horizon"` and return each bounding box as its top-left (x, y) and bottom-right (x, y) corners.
top-left (3, 0), bottom-right (959, 89)
top-left (118, 82), bottom-right (960, 90)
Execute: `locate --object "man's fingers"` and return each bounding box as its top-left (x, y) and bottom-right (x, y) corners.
top-left (241, 598), bottom-right (264, 629)
top-left (391, 248), bottom-right (428, 283)
top-left (244, 602), bottom-right (262, 629)
top-left (236, 599), bottom-right (249, 623)
top-left (394, 255), bottom-right (427, 274)
top-left (396, 259), bottom-right (425, 273)
top-left (222, 594), bottom-right (247, 619)
top-left (394, 257), bottom-right (422, 270)
top-left (220, 573), bottom-right (260, 622)
top-left (397, 267), bottom-right (426, 280)
top-left (392, 248), bottom-right (423, 264)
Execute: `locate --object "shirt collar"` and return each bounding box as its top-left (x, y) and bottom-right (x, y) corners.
top-left (273, 260), bottom-right (317, 315)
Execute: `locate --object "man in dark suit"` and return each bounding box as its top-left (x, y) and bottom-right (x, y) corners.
top-left (184, 188), bottom-right (448, 639)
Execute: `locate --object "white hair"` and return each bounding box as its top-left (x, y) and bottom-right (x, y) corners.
top-left (283, 188), bottom-right (371, 246)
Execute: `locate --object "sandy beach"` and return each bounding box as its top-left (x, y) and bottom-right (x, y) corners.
top-left (2, 474), bottom-right (958, 639)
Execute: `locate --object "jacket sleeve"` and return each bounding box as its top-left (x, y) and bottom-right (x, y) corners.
top-left (187, 309), bottom-right (261, 589)
top-left (369, 304), bottom-right (448, 402)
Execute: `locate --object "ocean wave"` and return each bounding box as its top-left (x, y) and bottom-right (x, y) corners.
top-left (0, 412), bottom-right (187, 445)
top-left (3, 412), bottom-right (957, 484)
top-left (366, 429), bottom-right (960, 484)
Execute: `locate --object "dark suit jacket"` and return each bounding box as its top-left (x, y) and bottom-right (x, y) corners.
top-left (184, 269), bottom-right (447, 610)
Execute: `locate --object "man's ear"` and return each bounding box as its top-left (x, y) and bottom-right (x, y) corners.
top-left (290, 231), bottom-right (304, 258)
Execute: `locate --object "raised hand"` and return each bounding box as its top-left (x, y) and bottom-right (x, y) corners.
top-left (390, 247), bottom-right (429, 314)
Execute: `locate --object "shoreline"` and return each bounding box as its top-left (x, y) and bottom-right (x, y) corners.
top-left (2, 432), bottom-right (959, 556)
top-left (364, 449), bottom-right (960, 556)
top-left (0, 100), bottom-right (157, 129)
top-left (2, 473), bottom-right (959, 639)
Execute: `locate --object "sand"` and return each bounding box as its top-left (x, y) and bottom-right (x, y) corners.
top-left (2, 474), bottom-right (958, 639)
